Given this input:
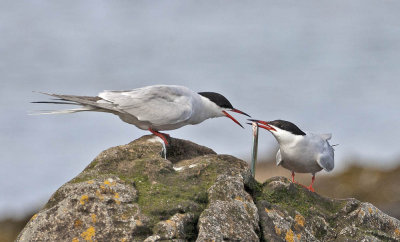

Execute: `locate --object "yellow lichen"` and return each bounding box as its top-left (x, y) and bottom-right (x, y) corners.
top-left (95, 190), bottom-right (104, 200)
top-left (294, 214), bottom-right (305, 231)
top-left (72, 238), bottom-right (79, 242)
top-left (81, 226), bottom-right (95, 242)
top-left (135, 220), bottom-right (143, 226)
top-left (265, 208), bottom-right (270, 213)
top-left (74, 219), bottom-right (82, 228)
top-left (274, 225), bottom-right (282, 235)
top-left (234, 196), bottom-right (244, 202)
top-left (394, 228), bottom-right (400, 237)
top-left (121, 238), bottom-right (127, 242)
top-left (368, 207), bottom-right (373, 214)
top-left (91, 214), bottom-right (97, 223)
top-left (87, 180), bottom-right (94, 184)
top-left (114, 193), bottom-right (121, 205)
top-left (80, 195), bottom-right (89, 205)
top-left (285, 229), bottom-right (295, 242)
top-left (31, 214), bottom-right (38, 221)
top-left (104, 179), bottom-right (116, 186)
top-left (166, 219), bottom-right (175, 226)
top-left (297, 233), bottom-right (302, 240)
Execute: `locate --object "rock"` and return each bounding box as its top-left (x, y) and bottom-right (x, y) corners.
top-left (197, 174), bottom-right (259, 241)
top-left (17, 135), bottom-right (400, 241)
top-left (257, 177), bottom-right (400, 241)
top-left (147, 213), bottom-right (195, 241)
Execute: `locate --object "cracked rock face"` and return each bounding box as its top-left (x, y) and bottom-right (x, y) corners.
top-left (17, 136), bottom-right (400, 241)
top-left (197, 174), bottom-right (259, 241)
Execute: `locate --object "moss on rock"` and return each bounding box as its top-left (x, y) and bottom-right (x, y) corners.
top-left (256, 176), bottom-right (400, 241)
top-left (17, 135), bottom-right (400, 241)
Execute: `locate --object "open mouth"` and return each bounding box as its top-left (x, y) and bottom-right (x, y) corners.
top-left (222, 108), bottom-right (250, 128)
top-left (247, 119), bottom-right (276, 131)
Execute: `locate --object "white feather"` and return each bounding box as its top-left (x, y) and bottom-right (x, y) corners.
top-left (270, 125), bottom-right (335, 174)
top-left (29, 107), bottom-right (93, 115)
top-left (33, 85), bottom-right (227, 132)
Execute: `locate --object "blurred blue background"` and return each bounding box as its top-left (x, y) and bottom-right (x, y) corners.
top-left (1, 0), bottom-right (400, 219)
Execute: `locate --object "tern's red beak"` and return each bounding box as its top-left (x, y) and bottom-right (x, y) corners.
top-left (222, 110), bottom-right (245, 128)
top-left (230, 108), bottom-right (251, 118)
top-left (248, 119), bottom-right (276, 131)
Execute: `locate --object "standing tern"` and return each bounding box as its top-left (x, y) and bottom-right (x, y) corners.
top-left (249, 119), bottom-right (334, 192)
top-left (32, 85), bottom-right (250, 149)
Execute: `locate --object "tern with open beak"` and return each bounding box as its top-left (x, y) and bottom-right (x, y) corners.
top-left (32, 85), bottom-right (250, 153)
top-left (249, 119), bottom-right (334, 192)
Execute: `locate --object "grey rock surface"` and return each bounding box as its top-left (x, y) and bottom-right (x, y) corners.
top-left (17, 136), bottom-right (400, 241)
top-left (197, 174), bottom-right (259, 241)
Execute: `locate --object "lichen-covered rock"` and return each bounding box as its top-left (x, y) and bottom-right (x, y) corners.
top-left (18, 176), bottom-right (148, 241)
top-left (17, 135), bottom-right (253, 241)
top-left (17, 136), bottom-right (400, 241)
top-left (146, 213), bottom-right (195, 241)
top-left (256, 176), bottom-right (400, 241)
top-left (197, 174), bottom-right (259, 241)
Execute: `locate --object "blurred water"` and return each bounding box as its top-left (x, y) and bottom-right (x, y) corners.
top-left (1, 0), bottom-right (400, 218)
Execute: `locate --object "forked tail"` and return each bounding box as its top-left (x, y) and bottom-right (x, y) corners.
top-left (30, 92), bottom-right (110, 115)
top-left (29, 107), bottom-right (94, 115)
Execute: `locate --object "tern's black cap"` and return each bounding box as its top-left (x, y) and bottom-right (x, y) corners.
top-left (198, 92), bottom-right (233, 109)
top-left (269, 120), bottom-right (306, 136)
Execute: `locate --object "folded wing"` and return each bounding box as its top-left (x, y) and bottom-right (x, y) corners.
top-left (316, 145), bottom-right (334, 172)
top-left (99, 85), bottom-right (193, 126)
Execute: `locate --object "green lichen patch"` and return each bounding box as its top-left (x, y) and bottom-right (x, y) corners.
top-left (75, 145), bottom-right (224, 228)
top-left (257, 177), bottom-right (345, 218)
top-left (133, 159), bottom-right (220, 226)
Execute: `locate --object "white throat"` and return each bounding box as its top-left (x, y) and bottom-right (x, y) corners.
top-left (271, 127), bottom-right (302, 145)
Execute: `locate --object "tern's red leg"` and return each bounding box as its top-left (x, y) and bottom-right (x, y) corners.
top-left (291, 171), bottom-right (313, 191)
top-left (148, 128), bottom-right (169, 146)
top-left (307, 175), bottom-right (315, 192)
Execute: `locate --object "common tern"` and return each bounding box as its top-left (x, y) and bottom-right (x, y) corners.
top-left (249, 119), bottom-right (334, 192)
top-left (32, 85), bottom-right (250, 150)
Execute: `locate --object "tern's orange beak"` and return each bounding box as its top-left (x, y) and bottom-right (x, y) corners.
top-left (248, 119), bottom-right (276, 131)
top-left (222, 110), bottom-right (246, 128)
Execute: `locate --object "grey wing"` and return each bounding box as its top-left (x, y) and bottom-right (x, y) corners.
top-left (98, 86), bottom-right (193, 126)
top-left (316, 144), bottom-right (334, 172)
top-left (276, 149), bottom-right (283, 166)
